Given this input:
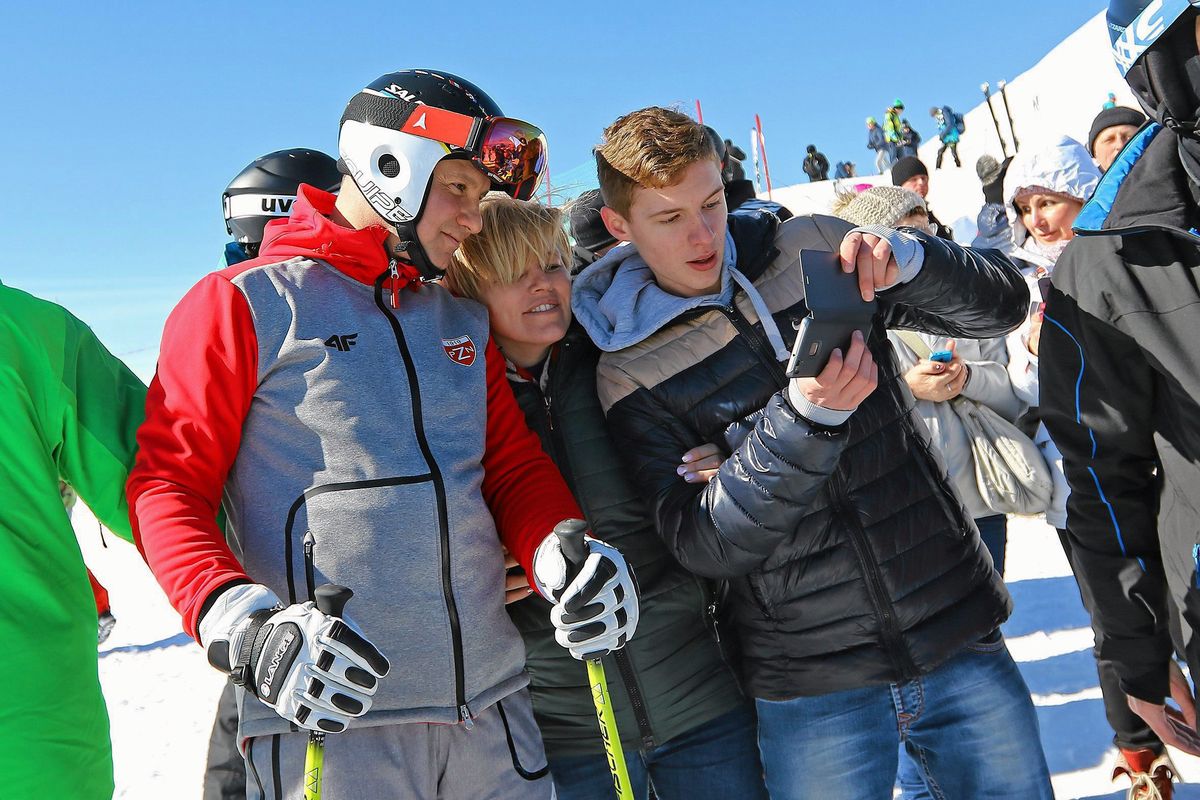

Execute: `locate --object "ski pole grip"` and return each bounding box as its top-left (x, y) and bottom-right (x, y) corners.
top-left (554, 519), bottom-right (589, 572)
top-left (314, 584), bottom-right (353, 618)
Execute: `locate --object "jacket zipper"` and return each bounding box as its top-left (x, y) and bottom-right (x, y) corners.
top-left (719, 304), bottom-right (788, 388)
top-left (372, 271), bottom-right (472, 728)
top-left (613, 650), bottom-right (657, 750)
top-left (303, 531), bottom-right (316, 602)
top-left (539, 342), bottom-right (654, 748)
top-left (826, 470), bottom-right (917, 680)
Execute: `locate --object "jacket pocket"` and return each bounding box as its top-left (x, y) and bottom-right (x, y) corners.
top-left (282, 475), bottom-right (458, 713)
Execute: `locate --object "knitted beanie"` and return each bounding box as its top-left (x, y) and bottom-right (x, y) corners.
top-left (832, 186), bottom-right (927, 228)
top-left (890, 156), bottom-right (929, 187)
top-left (1086, 106), bottom-right (1147, 154)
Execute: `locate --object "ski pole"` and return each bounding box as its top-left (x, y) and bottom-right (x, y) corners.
top-left (997, 79), bottom-right (1019, 153)
top-left (981, 82), bottom-right (1010, 159)
top-left (304, 584), bottom-right (354, 800)
top-left (554, 519), bottom-right (635, 800)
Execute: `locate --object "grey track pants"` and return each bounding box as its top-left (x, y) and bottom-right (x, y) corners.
top-left (245, 688), bottom-right (555, 800)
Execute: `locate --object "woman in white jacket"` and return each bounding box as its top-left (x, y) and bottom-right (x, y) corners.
top-left (1001, 136), bottom-right (1101, 532)
top-left (834, 185), bottom-right (1024, 576)
top-left (1003, 137), bottom-right (1175, 795)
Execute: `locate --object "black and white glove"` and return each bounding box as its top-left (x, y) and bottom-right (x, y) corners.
top-left (533, 525), bottom-right (640, 660)
top-left (199, 583), bottom-right (390, 733)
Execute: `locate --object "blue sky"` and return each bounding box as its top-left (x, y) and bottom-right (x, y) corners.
top-left (0, 1), bottom-right (1105, 378)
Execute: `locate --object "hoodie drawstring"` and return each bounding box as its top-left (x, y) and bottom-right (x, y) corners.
top-left (729, 266), bottom-right (790, 362)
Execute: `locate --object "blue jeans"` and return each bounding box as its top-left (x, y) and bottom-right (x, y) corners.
top-left (974, 514), bottom-right (1008, 577)
top-left (547, 703), bottom-right (768, 800)
top-left (756, 636), bottom-right (1053, 800)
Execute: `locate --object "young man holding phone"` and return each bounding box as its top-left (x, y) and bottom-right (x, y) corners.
top-left (571, 106), bottom-right (1053, 799)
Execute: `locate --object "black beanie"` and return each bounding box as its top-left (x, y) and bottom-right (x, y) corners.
top-left (890, 156), bottom-right (928, 187)
top-left (1086, 106), bottom-right (1147, 154)
top-left (567, 189), bottom-right (617, 253)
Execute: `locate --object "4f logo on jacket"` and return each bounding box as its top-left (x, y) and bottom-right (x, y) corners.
top-left (442, 335), bottom-right (476, 366)
top-left (325, 333), bottom-right (358, 352)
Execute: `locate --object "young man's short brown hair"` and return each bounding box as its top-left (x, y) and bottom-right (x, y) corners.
top-left (595, 107), bottom-right (719, 217)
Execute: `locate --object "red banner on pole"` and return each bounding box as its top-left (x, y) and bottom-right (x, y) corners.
top-left (695, 100), bottom-right (704, 124)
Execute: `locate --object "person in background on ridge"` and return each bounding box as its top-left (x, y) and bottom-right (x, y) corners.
top-left (891, 156), bottom-right (954, 239)
top-left (1087, 105), bottom-right (1147, 172)
top-left (971, 155), bottom-right (1018, 256)
top-left (931, 106), bottom-right (964, 169)
top-left (204, 146), bottom-right (343, 800)
top-left (867, 116), bottom-right (890, 173)
top-left (884, 99), bottom-right (905, 164)
top-left (1042, 1), bottom-right (1200, 795)
top-left (803, 144), bottom-right (830, 182)
top-left (898, 120), bottom-right (922, 160)
top-left (709, 125), bottom-right (794, 221)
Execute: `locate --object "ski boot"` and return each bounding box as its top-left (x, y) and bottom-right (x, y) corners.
top-left (1113, 747), bottom-right (1175, 800)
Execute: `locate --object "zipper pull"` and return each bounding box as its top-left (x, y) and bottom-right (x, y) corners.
top-left (303, 530), bottom-right (315, 558)
top-left (389, 259), bottom-right (401, 309)
top-left (707, 602), bottom-right (721, 642)
top-left (544, 396), bottom-right (553, 431)
top-left (460, 704), bottom-right (474, 730)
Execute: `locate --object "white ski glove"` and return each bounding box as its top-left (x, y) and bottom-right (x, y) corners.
top-left (199, 583), bottom-right (390, 733)
top-left (533, 527), bottom-right (640, 660)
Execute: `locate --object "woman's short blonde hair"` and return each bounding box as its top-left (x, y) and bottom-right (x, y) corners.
top-left (450, 195), bottom-right (572, 302)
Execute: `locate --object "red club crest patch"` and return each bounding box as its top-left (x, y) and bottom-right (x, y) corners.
top-left (442, 335), bottom-right (477, 366)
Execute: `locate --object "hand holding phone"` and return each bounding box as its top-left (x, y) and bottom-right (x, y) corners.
top-left (786, 250), bottom-right (878, 379)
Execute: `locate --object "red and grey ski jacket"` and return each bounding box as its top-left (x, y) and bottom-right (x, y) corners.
top-left (128, 185), bottom-right (581, 738)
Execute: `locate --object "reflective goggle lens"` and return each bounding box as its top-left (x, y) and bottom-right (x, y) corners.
top-left (477, 118), bottom-right (547, 200)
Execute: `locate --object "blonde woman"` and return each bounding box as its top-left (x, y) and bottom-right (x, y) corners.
top-left (449, 196), bottom-right (767, 800)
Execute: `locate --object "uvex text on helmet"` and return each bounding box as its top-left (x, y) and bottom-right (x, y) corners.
top-left (222, 149), bottom-right (341, 245)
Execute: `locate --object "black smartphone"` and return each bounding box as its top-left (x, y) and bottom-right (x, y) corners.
top-left (785, 249), bottom-right (878, 378)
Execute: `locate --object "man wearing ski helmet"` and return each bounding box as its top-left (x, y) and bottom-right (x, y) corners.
top-left (129, 69), bottom-right (637, 799)
top-left (220, 148), bottom-right (342, 266)
top-left (1042, 3), bottom-right (1200, 794)
top-left (207, 147), bottom-right (346, 800)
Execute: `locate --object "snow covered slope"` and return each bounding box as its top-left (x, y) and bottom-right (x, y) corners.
top-left (767, 10), bottom-right (1137, 243)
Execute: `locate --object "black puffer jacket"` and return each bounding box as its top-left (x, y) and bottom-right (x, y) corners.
top-left (572, 211), bottom-right (1028, 700)
top-left (505, 324), bottom-right (745, 757)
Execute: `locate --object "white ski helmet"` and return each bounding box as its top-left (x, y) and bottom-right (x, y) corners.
top-left (338, 69), bottom-right (548, 276)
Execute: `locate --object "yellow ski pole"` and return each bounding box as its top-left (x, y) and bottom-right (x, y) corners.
top-left (554, 520), bottom-right (635, 800)
top-left (304, 584), bottom-right (354, 800)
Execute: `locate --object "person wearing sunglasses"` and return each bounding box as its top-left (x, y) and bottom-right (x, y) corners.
top-left (128, 69), bottom-right (637, 799)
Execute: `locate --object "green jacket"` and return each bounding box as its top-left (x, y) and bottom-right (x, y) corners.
top-left (0, 281), bottom-right (146, 799)
top-left (884, 109), bottom-right (903, 143)
top-left (505, 324), bottom-right (744, 758)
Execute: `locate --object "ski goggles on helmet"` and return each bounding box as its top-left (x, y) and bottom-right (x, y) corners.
top-left (343, 92), bottom-right (548, 200)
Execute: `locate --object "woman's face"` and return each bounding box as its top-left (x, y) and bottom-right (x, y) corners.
top-left (477, 253), bottom-right (572, 367)
top-left (1017, 194), bottom-right (1084, 247)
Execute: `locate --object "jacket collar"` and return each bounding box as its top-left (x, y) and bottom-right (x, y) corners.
top-left (258, 185), bottom-right (421, 289)
top-left (1075, 123), bottom-right (1200, 245)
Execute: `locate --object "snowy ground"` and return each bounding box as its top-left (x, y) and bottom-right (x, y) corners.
top-left (79, 504), bottom-right (1200, 800)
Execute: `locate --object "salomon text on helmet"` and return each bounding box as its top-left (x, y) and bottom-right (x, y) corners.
top-left (222, 148), bottom-right (341, 253)
top-left (338, 69), bottom-right (548, 277)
